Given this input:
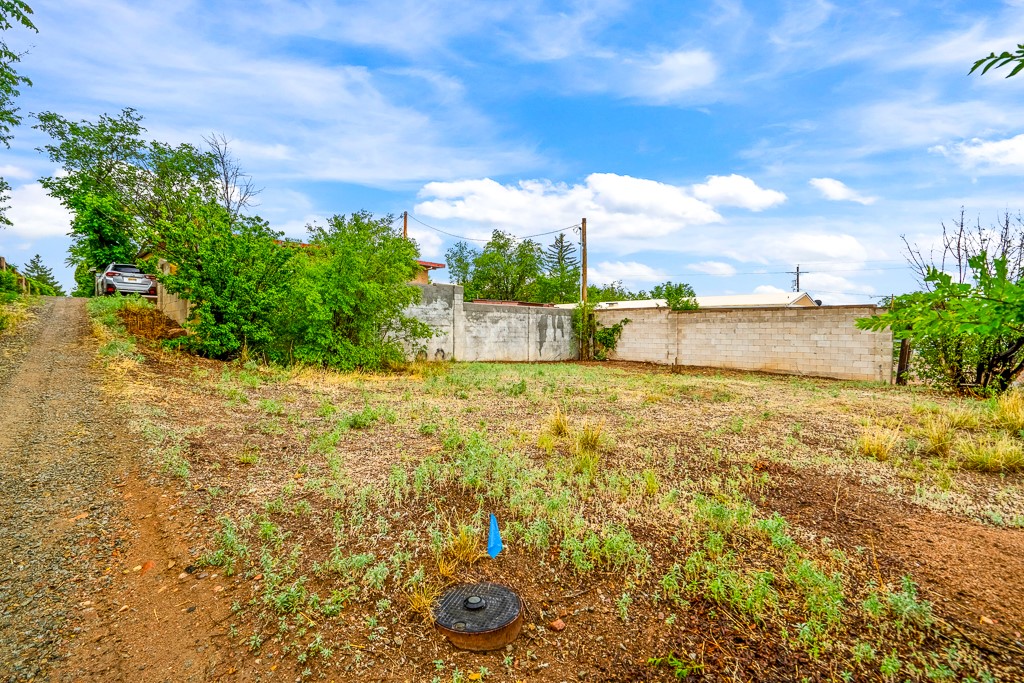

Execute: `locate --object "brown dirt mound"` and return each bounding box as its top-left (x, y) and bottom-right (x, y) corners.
top-left (118, 306), bottom-right (185, 341)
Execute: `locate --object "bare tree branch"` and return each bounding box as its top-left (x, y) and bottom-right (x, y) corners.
top-left (203, 132), bottom-right (261, 220)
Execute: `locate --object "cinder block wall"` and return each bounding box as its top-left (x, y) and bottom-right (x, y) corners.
top-left (408, 284), bottom-right (577, 362)
top-left (156, 260), bottom-right (191, 325)
top-left (596, 305), bottom-right (892, 382)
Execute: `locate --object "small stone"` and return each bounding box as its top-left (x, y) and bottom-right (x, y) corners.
top-left (549, 618), bottom-right (566, 632)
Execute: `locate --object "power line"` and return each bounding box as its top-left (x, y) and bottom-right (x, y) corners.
top-left (407, 213), bottom-right (580, 243)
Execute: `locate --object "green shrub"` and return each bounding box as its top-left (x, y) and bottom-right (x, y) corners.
top-left (271, 211), bottom-right (433, 371)
top-left (159, 205), bottom-right (293, 359)
top-left (0, 269), bottom-right (19, 294)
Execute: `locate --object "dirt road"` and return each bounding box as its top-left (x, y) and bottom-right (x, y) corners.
top-left (0, 298), bottom-right (131, 680)
top-left (0, 299), bottom-right (253, 683)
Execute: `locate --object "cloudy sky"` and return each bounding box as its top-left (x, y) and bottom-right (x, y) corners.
top-left (2, 0), bottom-right (1023, 302)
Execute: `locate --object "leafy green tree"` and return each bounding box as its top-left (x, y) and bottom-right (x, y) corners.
top-left (537, 232), bottom-right (580, 303)
top-left (881, 210), bottom-right (1024, 392)
top-left (445, 240), bottom-right (477, 295)
top-left (0, 0), bottom-right (37, 227)
top-left (158, 200), bottom-right (292, 359)
top-left (649, 281), bottom-right (698, 311)
top-left (275, 211), bottom-right (432, 370)
top-left (21, 253), bottom-right (65, 295)
top-left (35, 108), bottom-right (219, 269)
top-left (65, 192), bottom-right (137, 276)
top-left (445, 230), bottom-right (544, 301)
top-left (587, 280), bottom-right (645, 303)
top-left (971, 44), bottom-right (1024, 78)
top-left (858, 253), bottom-right (1024, 393)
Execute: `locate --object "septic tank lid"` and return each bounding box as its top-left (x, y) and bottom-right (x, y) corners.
top-left (434, 582), bottom-right (523, 651)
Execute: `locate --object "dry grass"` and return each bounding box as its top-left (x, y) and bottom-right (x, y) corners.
top-left (546, 405), bottom-right (571, 438)
top-left (436, 555), bottom-right (459, 580)
top-left (993, 390), bottom-right (1024, 433)
top-left (919, 414), bottom-right (955, 459)
top-left (406, 583), bottom-right (442, 623)
top-left (443, 524), bottom-right (486, 567)
top-left (575, 420), bottom-right (607, 454)
top-left (856, 424), bottom-right (902, 462)
top-left (957, 434), bottom-right (1024, 473)
top-left (944, 403), bottom-right (982, 430)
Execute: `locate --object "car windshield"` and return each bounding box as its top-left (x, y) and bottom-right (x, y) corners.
top-left (113, 264), bottom-right (143, 273)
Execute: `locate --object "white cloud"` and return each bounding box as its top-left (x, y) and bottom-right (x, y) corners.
top-left (692, 174), bottom-right (786, 211)
top-left (934, 134), bottom-right (1024, 170)
top-left (734, 231), bottom-right (869, 265)
top-left (416, 173), bottom-right (723, 242)
top-left (5, 183), bottom-right (73, 238)
top-left (25, 0), bottom-right (540, 189)
top-left (618, 50), bottom-right (718, 103)
top-left (406, 226), bottom-right (445, 260)
top-left (588, 261), bottom-right (669, 286)
top-left (0, 165), bottom-right (34, 180)
top-left (754, 284), bottom-right (788, 294)
top-left (800, 272), bottom-right (875, 304)
top-left (689, 261), bottom-right (737, 276)
top-left (768, 0), bottom-right (835, 50)
top-left (809, 178), bottom-right (877, 205)
top-left (853, 98), bottom-right (1012, 150)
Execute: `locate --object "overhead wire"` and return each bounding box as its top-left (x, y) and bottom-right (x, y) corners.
top-left (407, 213), bottom-right (580, 243)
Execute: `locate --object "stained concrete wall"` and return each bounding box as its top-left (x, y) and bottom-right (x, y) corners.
top-left (595, 305), bottom-right (892, 382)
top-left (408, 284), bottom-right (577, 362)
top-left (156, 260), bottom-right (191, 325)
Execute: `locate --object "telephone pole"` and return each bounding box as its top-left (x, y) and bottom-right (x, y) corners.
top-left (580, 217), bottom-right (587, 305)
top-left (788, 264), bottom-right (803, 292)
top-left (403, 211), bottom-right (408, 239)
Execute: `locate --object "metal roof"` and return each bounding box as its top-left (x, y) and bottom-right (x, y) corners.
top-left (589, 292), bottom-right (820, 310)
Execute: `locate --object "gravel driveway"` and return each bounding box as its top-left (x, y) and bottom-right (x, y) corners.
top-left (0, 298), bottom-right (129, 682)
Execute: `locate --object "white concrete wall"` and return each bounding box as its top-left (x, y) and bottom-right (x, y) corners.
top-left (596, 305), bottom-right (892, 382)
top-left (408, 284), bottom-right (578, 362)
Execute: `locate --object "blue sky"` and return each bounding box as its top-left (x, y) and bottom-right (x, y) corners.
top-left (2, 0), bottom-right (1023, 303)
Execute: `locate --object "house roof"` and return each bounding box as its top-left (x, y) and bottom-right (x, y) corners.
top-left (588, 292), bottom-right (820, 310)
top-left (417, 260), bottom-right (445, 270)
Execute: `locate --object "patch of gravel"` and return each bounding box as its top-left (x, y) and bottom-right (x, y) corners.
top-left (0, 298), bottom-right (129, 681)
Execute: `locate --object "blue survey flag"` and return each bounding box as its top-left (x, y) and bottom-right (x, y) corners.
top-left (487, 513), bottom-right (503, 558)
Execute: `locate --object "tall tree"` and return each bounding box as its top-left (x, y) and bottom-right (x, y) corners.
top-left (0, 0), bottom-right (37, 227)
top-left (445, 230), bottom-right (544, 301)
top-left (587, 280), bottom-right (645, 303)
top-left (204, 132), bottom-right (261, 221)
top-left (537, 232), bottom-right (581, 303)
top-left (21, 253), bottom-right (65, 295)
top-left (35, 108), bottom-right (220, 270)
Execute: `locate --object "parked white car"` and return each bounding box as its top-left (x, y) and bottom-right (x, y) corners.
top-left (95, 263), bottom-right (157, 298)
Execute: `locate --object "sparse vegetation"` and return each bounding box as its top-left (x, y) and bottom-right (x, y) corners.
top-left (95, 345), bottom-right (1017, 681)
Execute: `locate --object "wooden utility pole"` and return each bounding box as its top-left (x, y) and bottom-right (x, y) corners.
top-left (581, 217), bottom-right (587, 305)
top-left (789, 264), bottom-right (802, 292)
top-left (580, 217), bottom-right (589, 361)
top-left (403, 211), bottom-right (408, 239)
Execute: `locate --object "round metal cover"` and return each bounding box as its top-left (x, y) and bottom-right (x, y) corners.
top-left (434, 582), bottom-right (522, 651)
